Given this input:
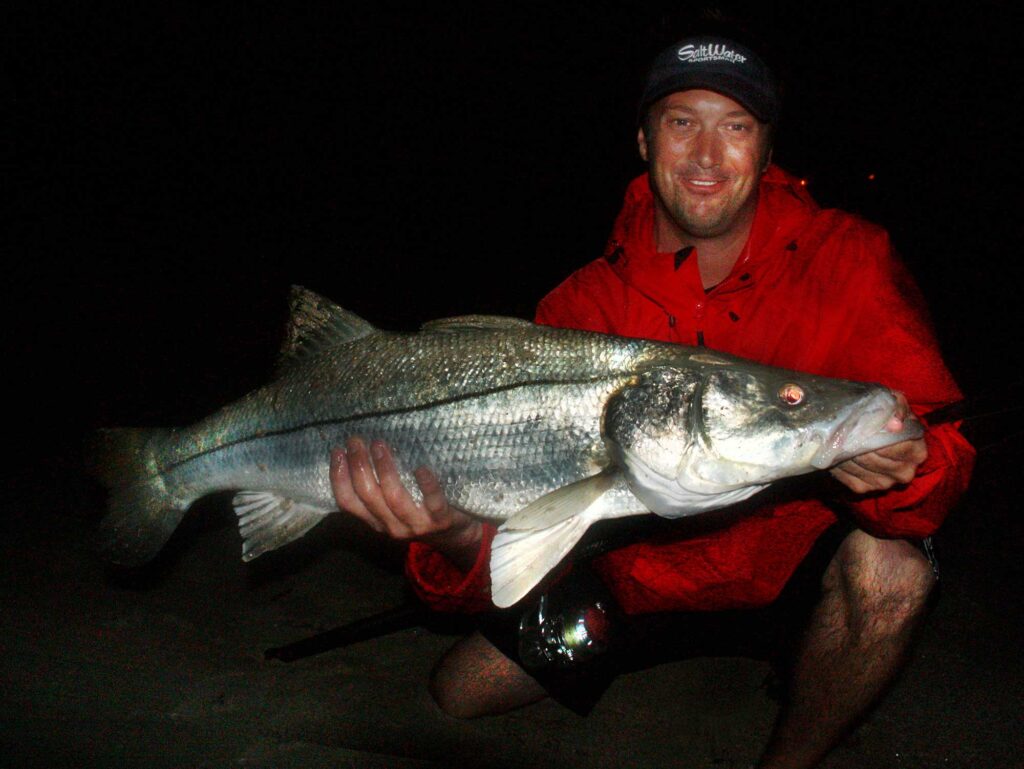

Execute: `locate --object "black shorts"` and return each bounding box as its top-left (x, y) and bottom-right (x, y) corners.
top-left (478, 521), bottom-right (939, 714)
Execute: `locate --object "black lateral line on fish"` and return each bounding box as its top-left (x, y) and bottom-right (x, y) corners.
top-left (158, 374), bottom-right (628, 474)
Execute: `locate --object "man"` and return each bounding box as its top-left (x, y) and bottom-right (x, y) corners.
top-left (330, 34), bottom-right (974, 768)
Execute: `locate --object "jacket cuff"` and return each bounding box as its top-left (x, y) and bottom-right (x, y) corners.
top-left (405, 524), bottom-right (496, 613)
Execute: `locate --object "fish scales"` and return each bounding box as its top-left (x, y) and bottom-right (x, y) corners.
top-left (167, 361), bottom-right (639, 521)
top-left (94, 287), bottom-right (923, 607)
top-left (168, 326), bottom-right (651, 455)
top-left (160, 323), bottom-right (658, 493)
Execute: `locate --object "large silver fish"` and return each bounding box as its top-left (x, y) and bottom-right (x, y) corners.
top-left (94, 287), bottom-right (922, 607)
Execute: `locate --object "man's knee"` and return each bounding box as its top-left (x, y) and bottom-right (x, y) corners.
top-left (429, 633), bottom-right (488, 718)
top-left (828, 529), bottom-right (936, 637)
top-left (429, 631), bottom-right (547, 719)
top-left (428, 653), bottom-right (479, 719)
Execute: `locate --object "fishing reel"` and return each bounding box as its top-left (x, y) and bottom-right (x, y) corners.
top-left (516, 569), bottom-right (616, 672)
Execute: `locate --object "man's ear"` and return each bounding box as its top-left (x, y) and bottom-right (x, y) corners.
top-left (637, 126), bottom-right (649, 162)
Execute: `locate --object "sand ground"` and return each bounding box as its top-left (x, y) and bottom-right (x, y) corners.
top-left (2, 438), bottom-right (1021, 769)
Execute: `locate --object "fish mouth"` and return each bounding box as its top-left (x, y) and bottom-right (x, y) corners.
top-left (810, 391), bottom-right (924, 470)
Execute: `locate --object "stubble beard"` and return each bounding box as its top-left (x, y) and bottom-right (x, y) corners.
top-left (660, 184), bottom-right (753, 240)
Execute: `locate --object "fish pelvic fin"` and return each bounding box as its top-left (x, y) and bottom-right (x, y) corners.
top-left (91, 428), bottom-right (190, 568)
top-left (489, 473), bottom-right (616, 609)
top-left (277, 286), bottom-right (377, 372)
top-left (232, 491), bottom-right (332, 561)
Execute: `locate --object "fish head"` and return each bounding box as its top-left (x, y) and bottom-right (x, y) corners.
top-left (605, 360), bottom-right (923, 517)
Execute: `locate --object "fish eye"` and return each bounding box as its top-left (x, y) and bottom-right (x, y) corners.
top-left (778, 383), bottom-right (804, 406)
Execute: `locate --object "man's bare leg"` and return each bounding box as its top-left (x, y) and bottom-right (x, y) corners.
top-left (428, 528), bottom-right (936, 766)
top-left (429, 631), bottom-right (548, 718)
top-left (758, 529), bottom-right (936, 769)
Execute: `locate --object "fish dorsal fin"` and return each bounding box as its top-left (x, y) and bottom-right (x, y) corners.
top-left (420, 315), bottom-right (535, 333)
top-left (278, 286), bottom-right (377, 370)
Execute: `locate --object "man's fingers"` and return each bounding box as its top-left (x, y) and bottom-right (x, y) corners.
top-left (345, 438), bottom-right (413, 538)
top-left (829, 465), bottom-right (873, 494)
top-left (830, 443), bottom-right (923, 492)
top-left (848, 451), bottom-right (906, 477)
top-left (330, 440), bottom-right (479, 563)
top-left (875, 437), bottom-right (928, 466)
top-left (332, 438), bottom-right (461, 542)
top-left (856, 438), bottom-right (927, 485)
top-left (330, 447), bottom-right (371, 516)
top-left (414, 466), bottom-right (449, 519)
top-left (830, 460), bottom-right (897, 493)
top-left (371, 441), bottom-right (433, 535)
top-left (330, 447), bottom-right (384, 533)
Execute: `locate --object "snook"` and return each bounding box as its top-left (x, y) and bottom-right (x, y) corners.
top-left (93, 287), bottom-right (922, 607)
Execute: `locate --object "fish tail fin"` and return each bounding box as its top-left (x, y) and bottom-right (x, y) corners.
top-left (90, 427), bottom-right (190, 567)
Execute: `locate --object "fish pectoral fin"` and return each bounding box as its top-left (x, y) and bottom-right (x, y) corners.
top-left (489, 473), bottom-right (619, 608)
top-left (490, 517), bottom-right (590, 609)
top-left (232, 491), bottom-right (332, 561)
top-left (501, 472), bottom-right (616, 532)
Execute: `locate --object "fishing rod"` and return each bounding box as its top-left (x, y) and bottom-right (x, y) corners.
top-left (265, 602), bottom-right (431, 662)
top-left (926, 385), bottom-right (1024, 451)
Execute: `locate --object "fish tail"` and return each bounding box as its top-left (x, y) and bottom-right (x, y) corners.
top-left (90, 427), bottom-right (189, 567)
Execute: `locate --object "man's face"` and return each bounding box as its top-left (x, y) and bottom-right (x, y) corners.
top-left (639, 89), bottom-right (772, 241)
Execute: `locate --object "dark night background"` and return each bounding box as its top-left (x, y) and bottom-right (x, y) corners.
top-left (12, 2), bottom-right (1024, 441)
top-left (6, 3), bottom-right (1024, 767)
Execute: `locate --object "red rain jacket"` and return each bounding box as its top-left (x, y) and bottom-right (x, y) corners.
top-left (406, 166), bottom-right (975, 614)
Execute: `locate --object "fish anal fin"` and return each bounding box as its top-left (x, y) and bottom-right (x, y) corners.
top-left (277, 286), bottom-right (377, 372)
top-left (232, 490), bottom-right (332, 561)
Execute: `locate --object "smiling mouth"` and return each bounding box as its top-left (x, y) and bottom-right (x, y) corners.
top-left (684, 177), bottom-right (729, 191)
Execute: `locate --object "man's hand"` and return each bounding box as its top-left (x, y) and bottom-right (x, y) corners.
top-left (829, 391), bottom-right (928, 494)
top-left (330, 437), bottom-right (483, 570)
